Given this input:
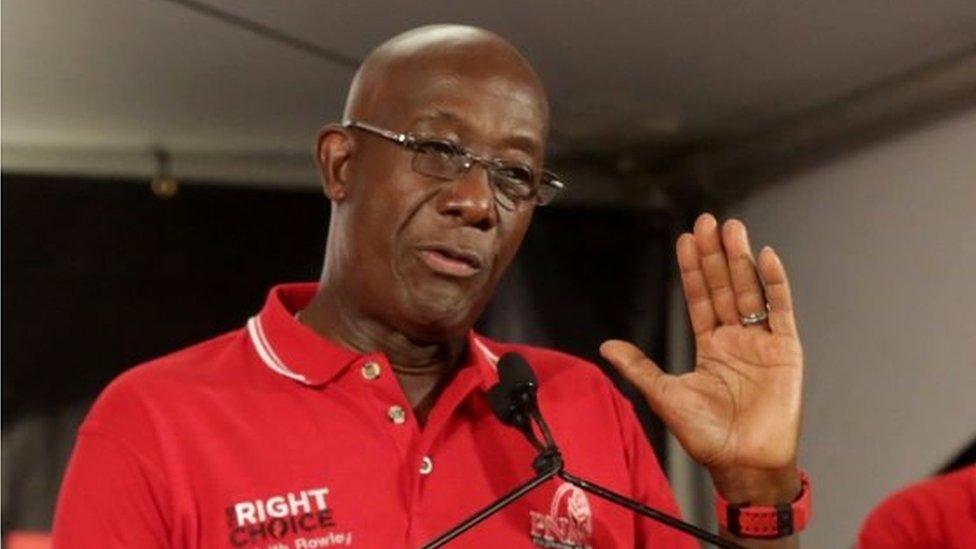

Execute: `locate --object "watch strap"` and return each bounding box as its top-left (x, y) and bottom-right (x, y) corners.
top-left (716, 470), bottom-right (811, 538)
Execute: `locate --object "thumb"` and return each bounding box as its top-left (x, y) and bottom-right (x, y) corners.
top-left (599, 339), bottom-right (668, 398)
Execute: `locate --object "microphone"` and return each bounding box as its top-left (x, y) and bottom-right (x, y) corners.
top-left (486, 354), bottom-right (535, 428)
top-left (487, 354), bottom-right (559, 467)
top-left (419, 354), bottom-right (564, 549)
top-left (490, 352), bottom-right (747, 549)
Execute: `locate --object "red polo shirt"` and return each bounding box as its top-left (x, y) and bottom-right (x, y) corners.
top-left (858, 465), bottom-right (976, 548)
top-left (53, 283), bottom-right (695, 548)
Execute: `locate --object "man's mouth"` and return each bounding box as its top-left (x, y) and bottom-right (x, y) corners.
top-left (416, 244), bottom-right (484, 278)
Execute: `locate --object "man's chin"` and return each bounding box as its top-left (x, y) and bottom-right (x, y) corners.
top-left (400, 286), bottom-right (483, 340)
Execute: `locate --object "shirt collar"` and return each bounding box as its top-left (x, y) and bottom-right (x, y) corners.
top-left (247, 282), bottom-right (500, 389)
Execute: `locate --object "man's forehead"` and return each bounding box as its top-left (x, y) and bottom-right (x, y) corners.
top-left (390, 69), bottom-right (547, 151)
top-left (345, 25), bottom-right (549, 147)
top-left (409, 106), bottom-right (545, 156)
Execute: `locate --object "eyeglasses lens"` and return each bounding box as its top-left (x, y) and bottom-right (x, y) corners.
top-left (411, 141), bottom-right (463, 181)
top-left (409, 139), bottom-right (561, 208)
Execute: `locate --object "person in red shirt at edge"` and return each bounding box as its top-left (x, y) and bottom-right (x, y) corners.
top-left (858, 464), bottom-right (976, 548)
top-left (52, 25), bottom-right (809, 549)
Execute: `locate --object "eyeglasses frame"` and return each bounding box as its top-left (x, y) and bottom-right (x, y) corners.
top-left (341, 119), bottom-right (565, 207)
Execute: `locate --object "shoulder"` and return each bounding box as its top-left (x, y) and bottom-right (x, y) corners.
top-left (107, 328), bottom-right (247, 391)
top-left (473, 335), bottom-right (622, 406)
top-left (475, 335), bottom-right (610, 382)
top-left (472, 335), bottom-right (676, 503)
top-left (869, 465), bottom-right (975, 517)
top-left (859, 465), bottom-right (976, 547)
top-left (82, 328), bottom-right (249, 433)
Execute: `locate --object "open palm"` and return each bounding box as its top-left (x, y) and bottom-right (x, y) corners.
top-left (602, 214), bottom-right (803, 475)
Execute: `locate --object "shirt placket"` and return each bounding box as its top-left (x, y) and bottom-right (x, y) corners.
top-left (348, 350), bottom-right (490, 546)
top-left (405, 366), bottom-right (485, 547)
top-left (350, 352), bottom-right (429, 542)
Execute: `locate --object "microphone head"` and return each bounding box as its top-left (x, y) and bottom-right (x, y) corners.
top-left (496, 352), bottom-right (537, 389)
top-left (487, 353), bottom-right (537, 427)
top-left (487, 382), bottom-right (519, 426)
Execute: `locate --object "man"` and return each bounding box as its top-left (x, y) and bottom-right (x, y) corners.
top-left (53, 25), bottom-right (808, 548)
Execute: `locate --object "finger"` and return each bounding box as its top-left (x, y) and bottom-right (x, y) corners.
top-left (600, 340), bottom-right (671, 408)
top-left (757, 246), bottom-right (799, 337)
top-left (694, 213), bottom-right (739, 325)
top-left (721, 219), bottom-right (768, 323)
top-left (677, 233), bottom-right (717, 335)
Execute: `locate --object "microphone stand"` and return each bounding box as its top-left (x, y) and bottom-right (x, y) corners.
top-left (419, 429), bottom-right (746, 549)
top-left (421, 355), bottom-right (749, 549)
top-left (557, 469), bottom-right (747, 549)
top-left (419, 450), bottom-right (563, 549)
top-left (525, 407), bottom-right (748, 549)
top-left (420, 393), bottom-right (566, 549)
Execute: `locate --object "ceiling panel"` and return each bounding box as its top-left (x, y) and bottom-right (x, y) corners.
top-left (3, 0), bottom-right (976, 178)
top-left (205, 0), bottom-right (976, 139)
top-left (2, 0), bottom-right (352, 153)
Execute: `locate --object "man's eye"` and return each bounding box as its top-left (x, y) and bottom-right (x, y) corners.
top-left (491, 166), bottom-right (537, 201)
top-left (494, 165), bottom-right (534, 184)
top-left (416, 140), bottom-right (460, 157)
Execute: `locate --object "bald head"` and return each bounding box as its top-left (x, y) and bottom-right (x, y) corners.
top-left (312, 25), bottom-right (550, 342)
top-left (343, 25), bottom-right (548, 137)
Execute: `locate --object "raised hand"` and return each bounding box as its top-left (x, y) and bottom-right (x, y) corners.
top-left (602, 213), bottom-right (803, 502)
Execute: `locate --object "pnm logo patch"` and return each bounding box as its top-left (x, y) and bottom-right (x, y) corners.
top-left (529, 482), bottom-right (593, 549)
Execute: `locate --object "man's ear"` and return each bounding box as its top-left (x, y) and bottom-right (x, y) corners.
top-left (315, 123), bottom-right (355, 201)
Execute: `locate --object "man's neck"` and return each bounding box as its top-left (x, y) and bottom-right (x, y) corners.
top-left (298, 288), bottom-right (467, 423)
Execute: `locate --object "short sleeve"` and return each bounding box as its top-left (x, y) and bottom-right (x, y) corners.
top-left (51, 421), bottom-right (172, 548)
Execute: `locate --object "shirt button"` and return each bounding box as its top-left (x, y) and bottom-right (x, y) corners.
top-left (387, 405), bottom-right (407, 425)
top-left (361, 361), bottom-right (381, 380)
top-left (419, 456), bottom-right (434, 475)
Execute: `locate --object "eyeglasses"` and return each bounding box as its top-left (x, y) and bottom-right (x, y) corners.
top-left (342, 119), bottom-right (564, 209)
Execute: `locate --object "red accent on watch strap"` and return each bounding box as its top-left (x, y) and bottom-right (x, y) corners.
top-left (715, 470), bottom-right (812, 538)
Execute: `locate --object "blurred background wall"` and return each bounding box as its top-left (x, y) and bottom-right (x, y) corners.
top-left (725, 106), bottom-right (976, 546)
top-left (3, 2), bottom-right (976, 548)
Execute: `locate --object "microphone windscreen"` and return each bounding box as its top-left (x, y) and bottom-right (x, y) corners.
top-left (496, 352), bottom-right (537, 388)
top-left (487, 382), bottom-right (516, 425)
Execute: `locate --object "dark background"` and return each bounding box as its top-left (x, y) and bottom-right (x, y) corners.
top-left (1, 174), bottom-right (675, 533)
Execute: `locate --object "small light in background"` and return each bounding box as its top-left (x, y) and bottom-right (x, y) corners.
top-left (151, 148), bottom-right (179, 199)
top-left (151, 176), bottom-right (179, 198)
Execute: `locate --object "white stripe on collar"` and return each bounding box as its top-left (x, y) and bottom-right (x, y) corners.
top-left (248, 315), bottom-right (498, 382)
top-left (246, 316), bottom-right (311, 385)
top-left (473, 337), bottom-right (499, 370)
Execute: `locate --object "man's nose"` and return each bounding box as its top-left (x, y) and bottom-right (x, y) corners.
top-left (435, 166), bottom-right (498, 230)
